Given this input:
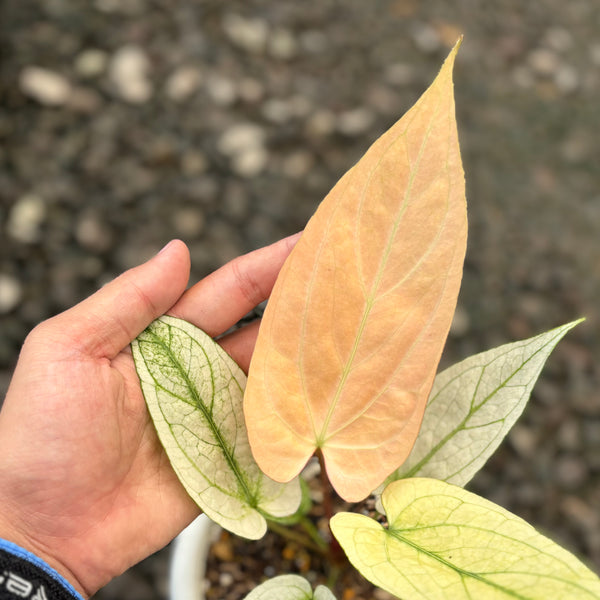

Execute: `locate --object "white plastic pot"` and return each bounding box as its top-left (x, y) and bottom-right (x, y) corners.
top-left (169, 514), bottom-right (221, 600)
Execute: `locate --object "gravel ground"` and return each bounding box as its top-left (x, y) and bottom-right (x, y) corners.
top-left (1, 1), bottom-right (600, 598)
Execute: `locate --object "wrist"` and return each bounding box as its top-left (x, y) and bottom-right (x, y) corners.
top-left (0, 515), bottom-right (88, 598)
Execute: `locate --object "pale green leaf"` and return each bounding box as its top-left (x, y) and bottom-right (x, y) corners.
top-left (244, 575), bottom-right (336, 600)
top-left (131, 315), bottom-right (301, 540)
top-left (332, 478), bottom-right (600, 600)
top-left (388, 319), bottom-right (582, 488)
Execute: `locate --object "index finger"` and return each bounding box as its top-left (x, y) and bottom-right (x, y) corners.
top-left (169, 232), bottom-right (301, 337)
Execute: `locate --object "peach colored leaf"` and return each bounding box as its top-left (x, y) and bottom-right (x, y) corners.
top-left (245, 40), bottom-right (467, 502)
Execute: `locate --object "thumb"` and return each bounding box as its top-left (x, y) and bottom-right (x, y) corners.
top-left (47, 240), bottom-right (191, 359)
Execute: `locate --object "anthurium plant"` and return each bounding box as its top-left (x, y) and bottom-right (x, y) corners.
top-left (131, 40), bottom-right (600, 599)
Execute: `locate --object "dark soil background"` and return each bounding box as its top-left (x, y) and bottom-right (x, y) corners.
top-left (1, 1), bottom-right (600, 598)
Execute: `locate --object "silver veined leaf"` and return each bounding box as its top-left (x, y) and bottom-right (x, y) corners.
top-left (244, 575), bottom-right (336, 600)
top-left (386, 319), bottom-right (582, 488)
top-left (132, 315), bottom-right (301, 539)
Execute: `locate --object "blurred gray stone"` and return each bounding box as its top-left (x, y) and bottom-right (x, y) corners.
top-left (385, 63), bottom-right (416, 87)
top-left (75, 212), bottom-right (114, 253)
top-left (268, 28), bottom-right (298, 60)
top-left (181, 151), bottom-right (208, 176)
top-left (543, 27), bottom-right (573, 53)
top-left (590, 43), bottom-right (600, 66)
top-left (262, 95), bottom-right (311, 124)
top-left (572, 393), bottom-right (600, 417)
top-left (411, 22), bottom-right (441, 54)
top-left (509, 424), bottom-right (538, 459)
top-left (238, 78), bottom-right (265, 103)
top-left (165, 66), bottom-right (202, 102)
top-left (74, 49), bottom-right (108, 78)
top-left (222, 182), bottom-right (249, 221)
top-left (94, 0), bottom-right (147, 15)
top-left (582, 420), bottom-right (600, 446)
top-left (171, 207), bottom-right (205, 238)
top-left (554, 64), bottom-right (579, 94)
top-left (557, 420), bottom-right (581, 452)
top-left (560, 495), bottom-right (599, 531)
top-left (512, 65), bottom-right (535, 89)
top-left (261, 98), bottom-right (292, 124)
top-left (282, 150), bottom-right (314, 179)
top-left (299, 29), bottom-right (328, 54)
top-left (305, 109), bottom-right (336, 138)
top-left (555, 454), bottom-right (589, 490)
top-left (67, 87), bottom-right (103, 113)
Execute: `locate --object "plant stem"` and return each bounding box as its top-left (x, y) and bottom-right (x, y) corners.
top-left (317, 450), bottom-right (346, 565)
top-left (299, 516), bottom-right (328, 551)
top-left (317, 450), bottom-right (334, 522)
top-left (267, 521), bottom-right (327, 555)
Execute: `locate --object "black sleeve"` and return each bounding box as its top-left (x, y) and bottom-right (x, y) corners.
top-left (0, 540), bottom-right (84, 600)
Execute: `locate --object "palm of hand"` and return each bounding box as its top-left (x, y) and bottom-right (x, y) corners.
top-left (1, 345), bottom-right (191, 588)
top-left (0, 235), bottom-right (298, 596)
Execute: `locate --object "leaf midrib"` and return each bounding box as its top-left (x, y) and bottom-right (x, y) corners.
top-left (142, 322), bottom-right (257, 508)
top-left (317, 88), bottom-right (447, 446)
top-left (387, 525), bottom-right (596, 599)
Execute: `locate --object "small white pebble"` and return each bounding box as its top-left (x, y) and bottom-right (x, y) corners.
top-left (19, 66), bottom-right (71, 106)
top-left (222, 13), bottom-right (268, 54)
top-left (337, 107), bottom-right (375, 136)
top-left (109, 45), bottom-right (153, 103)
top-left (7, 194), bottom-right (46, 243)
top-left (528, 47), bottom-right (560, 76)
top-left (217, 123), bottom-right (265, 157)
top-left (0, 274), bottom-right (23, 314)
top-left (268, 28), bottom-right (298, 60)
top-left (411, 23), bottom-right (441, 54)
top-left (206, 75), bottom-right (237, 106)
top-left (218, 572), bottom-right (234, 587)
top-left (231, 147), bottom-right (269, 178)
top-left (554, 64), bottom-right (579, 94)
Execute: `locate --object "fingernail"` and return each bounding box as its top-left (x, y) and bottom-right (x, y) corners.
top-left (158, 240), bottom-right (176, 255)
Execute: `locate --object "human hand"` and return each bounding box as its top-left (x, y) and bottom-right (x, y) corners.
top-left (0, 234), bottom-right (300, 597)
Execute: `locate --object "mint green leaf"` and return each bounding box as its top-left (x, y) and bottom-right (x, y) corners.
top-left (131, 315), bottom-right (301, 539)
top-left (266, 477), bottom-right (313, 526)
top-left (332, 478), bottom-right (600, 600)
top-left (244, 575), bottom-right (337, 600)
top-left (390, 319), bottom-right (582, 487)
